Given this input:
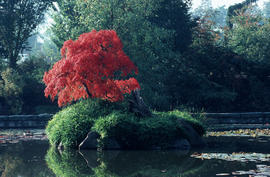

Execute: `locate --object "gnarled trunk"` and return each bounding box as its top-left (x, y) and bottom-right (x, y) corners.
top-left (129, 89), bottom-right (152, 117)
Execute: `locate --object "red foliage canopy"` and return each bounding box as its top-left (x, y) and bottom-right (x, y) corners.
top-left (43, 30), bottom-right (140, 107)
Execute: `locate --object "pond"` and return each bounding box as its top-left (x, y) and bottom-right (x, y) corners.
top-left (1, 136), bottom-right (270, 177)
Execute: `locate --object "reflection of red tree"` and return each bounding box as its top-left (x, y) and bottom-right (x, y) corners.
top-left (43, 30), bottom-right (140, 106)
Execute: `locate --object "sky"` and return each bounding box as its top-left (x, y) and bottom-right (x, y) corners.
top-left (192, 0), bottom-right (268, 9)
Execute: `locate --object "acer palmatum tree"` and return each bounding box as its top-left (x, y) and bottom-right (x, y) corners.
top-left (43, 30), bottom-right (151, 116)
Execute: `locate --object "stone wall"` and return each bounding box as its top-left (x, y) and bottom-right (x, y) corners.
top-left (0, 114), bottom-right (53, 129)
top-left (203, 112), bottom-right (270, 124)
top-left (1, 112), bottom-right (270, 130)
top-left (200, 112), bottom-right (270, 130)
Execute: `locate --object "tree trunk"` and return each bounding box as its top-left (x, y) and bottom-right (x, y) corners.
top-left (9, 54), bottom-right (17, 69)
top-left (128, 89), bottom-right (152, 117)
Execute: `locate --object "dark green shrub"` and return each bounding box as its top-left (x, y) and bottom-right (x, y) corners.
top-left (92, 111), bottom-right (141, 148)
top-left (18, 56), bottom-right (57, 114)
top-left (46, 99), bottom-right (128, 148)
top-left (0, 68), bottom-right (24, 114)
top-left (162, 110), bottom-right (206, 136)
top-left (92, 110), bottom-right (205, 149)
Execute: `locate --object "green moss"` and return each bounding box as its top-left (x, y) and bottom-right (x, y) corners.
top-left (46, 99), bottom-right (205, 149)
top-left (92, 110), bottom-right (205, 149)
top-left (162, 110), bottom-right (206, 136)
top-left (46, 99), bottom-right (128, 148)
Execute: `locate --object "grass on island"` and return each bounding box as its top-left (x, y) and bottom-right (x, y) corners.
top-left (46, 99), bottom-right (205, 149)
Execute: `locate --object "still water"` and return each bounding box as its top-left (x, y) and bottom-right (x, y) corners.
top-left (1, 140), bottom-right (270, 177)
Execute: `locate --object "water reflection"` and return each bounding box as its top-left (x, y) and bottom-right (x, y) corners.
top-left (1, 141), bottom-right (270, 177)
top-left (46, 148), bottom-right (206, 177)
top-left (82, 150), bottom-right (205, 177)
top-left (46, 148), bottom-right (270, 177)
top-left (46, 148), bottom-right (94, 177)
top-left (0, 141), bottom-right (54, 177)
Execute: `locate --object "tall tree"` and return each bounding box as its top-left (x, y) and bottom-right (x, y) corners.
top-left (0, 0), bottom-right (54, 69)
top-left (227, 13), bottom-right (270, 64)
top-left (225, 12), bottom-right (270, 110)
top-left (148, 0), bottom-right (195, 52)
top-left (226, 0), bottom-right (257, 29)
top-left (50, 0), bottom-right (85, 49)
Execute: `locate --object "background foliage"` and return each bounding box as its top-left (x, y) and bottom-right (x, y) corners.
top-left (1, 0), bottom-right (270, 113)
top-left (0, 0), bottom-right (54, 69)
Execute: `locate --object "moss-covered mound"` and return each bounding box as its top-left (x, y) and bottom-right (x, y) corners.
top-left (46, 99), bottom-right (127, 148)
top-left (46, 99), bottom-right (205, 149)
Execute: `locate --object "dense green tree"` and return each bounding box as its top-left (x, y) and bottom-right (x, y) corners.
top-left (223, 12), bottom-right (270, 111)
top-left (49, 0), bottom-right (270, 112)
top-left (148, 0), bottom-right (195, 52)
top-left (50, 0), bottom-right (86, 49)
top-left (173, 13), bottom-right (270, 112)
top-left (0, 68), bottom-right (24, 114)
top-left (177, 17), bottom-right (238, 111)
top-left (18, 55), bottom-right (58, 114)
top-left (226, 0), bottom-right (258, 29)
top-left (0, 0), bottom-right (54, 69)
top-left (227, 13), bottom-right (270, 64)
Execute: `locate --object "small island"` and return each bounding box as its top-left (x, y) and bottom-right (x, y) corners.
top-left (44, 30), bottom-right (205, 150)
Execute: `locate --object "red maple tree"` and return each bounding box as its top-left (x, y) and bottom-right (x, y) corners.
top-left (43, 30), bottom-right (140, 107)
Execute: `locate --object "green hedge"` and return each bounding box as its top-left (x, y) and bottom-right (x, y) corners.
top-left (46, 99), bottom-right (205, 149)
